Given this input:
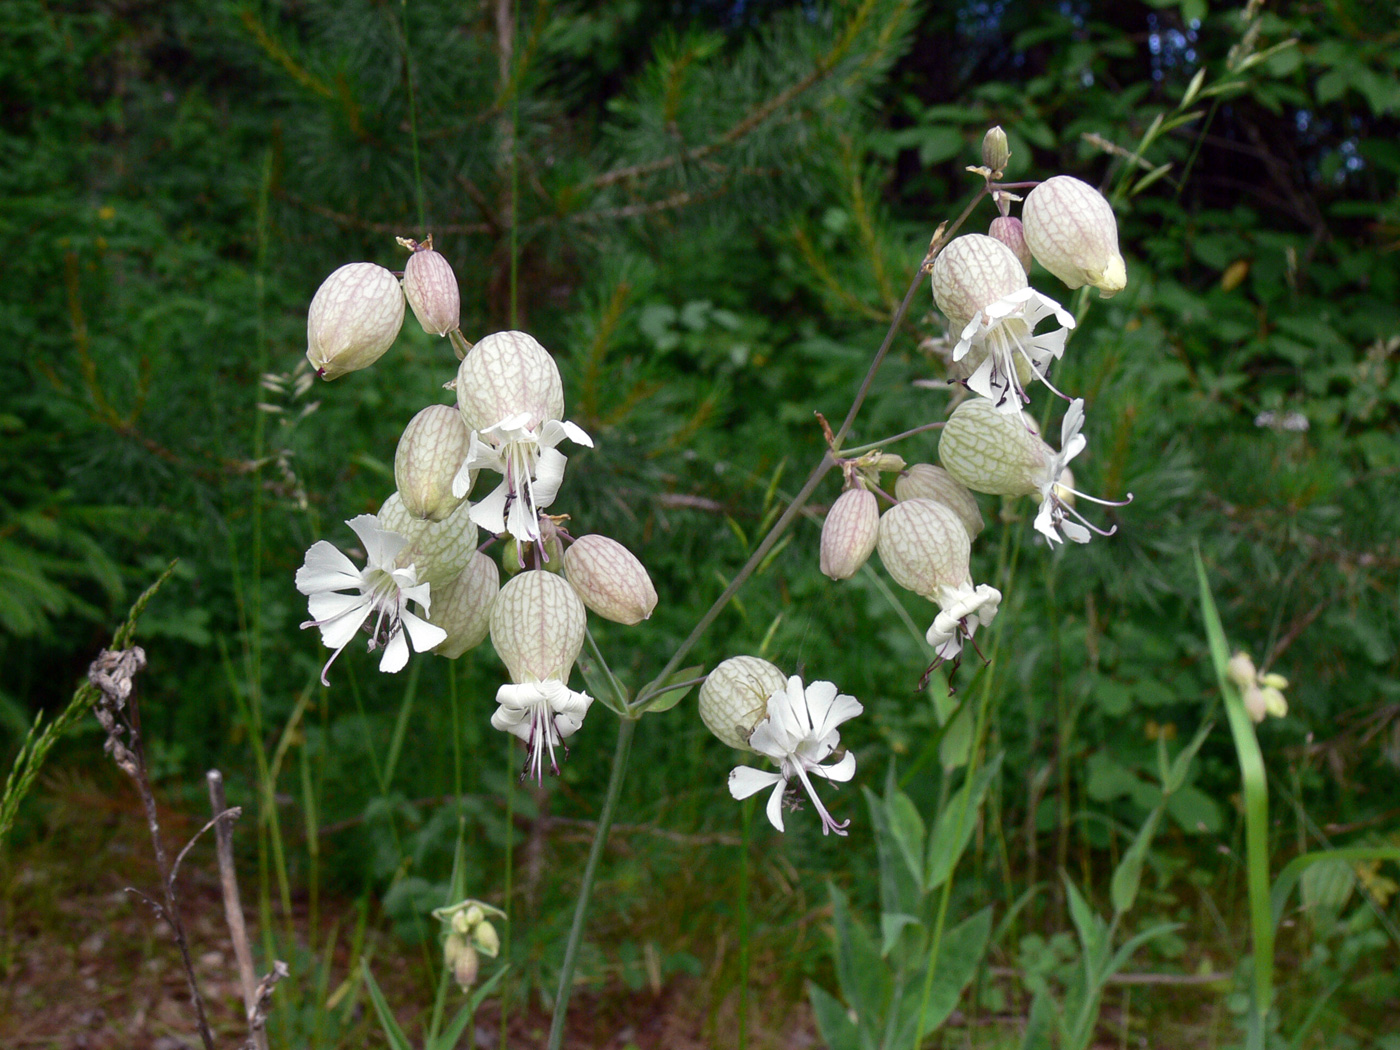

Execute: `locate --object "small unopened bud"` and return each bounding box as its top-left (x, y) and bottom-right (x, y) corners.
top-left (820, 488), bottom-right (879, 580)
top-left (1226, 651), bottom-right (1257, 688)
top-left (429, 551), bottom-right (499, 658)
top-left (378, 492), bottom-right (478, 589)
top-left (988, 216), bottom-right (1032, 274)
top-left (445, 935), bottom-right (479, 989)
top-left (1022, 175), bottom-right (1127, 297)
top-left (306, 263), bottom-right (405, 380)
top-left (931, 234), bottom-right (1028, 332)
top-left (562, 535), bottom-right (658, 625)
top-left (981, 126), bottom-right (1010, 174)
top-left (403, 247), bottom-right (461, 337)
top-left (876, 499), bottom-right (971, 600)
top-left (395, 405), bottom-right (472, 521)
top-left (895, 464), bottom-right (984, 540)
top-left (698, 656), bottom-right (787, 752)
top-left (872, 453), bottom-right (907, 474)
top-left (472, 920), bottom-right (501, 957)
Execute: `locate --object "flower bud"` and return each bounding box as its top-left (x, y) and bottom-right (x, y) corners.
top-left (473, 919), bottom-right (501, 957)
top-left (1226, 651), bottom-right (1257, 688)
top-left (1021, 175), bottom-right (1127, 297)
top-left (876, 499), bottom-right (971, 600)
top-left (489, 570), bottom-right (586, 684)
top-left (456, 331), bottom-right (565, 432)
top-left (445, 936), bottom-right (479, 990)
top-left (699, 656), bottom-right (787, 752)
top-left (981, 126), bottom-right (1010, 174)
top-left (429, 551), bottom-right (499, 658)
top-left (394, 405), bottom-right (472, 521)
top-left (930, 234), bottom-right (1028, 332)
top-left (403, 247), bottom-right (460, 337)
top-left (937, 397), bottom-right (1048, 497)
top-left (988, 215), bottom-right (1032, 274)
top-left (378, 492), bottom-right (478, 590)
top-left (306, 263), bottom-right (405, 380)
top-left (563, 535), bottom-right (658, 625)
top-left (820, 488), bottom-right (879, 580)
top-left (895, 464), bottom-right (984, 540)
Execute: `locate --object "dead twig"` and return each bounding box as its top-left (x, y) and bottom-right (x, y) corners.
top-left (90, 646), bottom-right (217, 1050)
top-left (208, 769), bottom-right (270, 1050)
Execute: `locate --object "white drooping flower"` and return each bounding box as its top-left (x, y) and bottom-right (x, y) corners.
top-left (727, 675), bottom-right (863, 836)
top-left (295, 515), bottom-right (447, 686)
top-left (450, 332), bottom-right (591, 544)
top-left (1021, 175), bottom-right (1127, 297)
top-left (953, 286), bottom-right (1076, 416)
top-left (488, 570), bottom-right (593, 782)
top-left (938, 397), bottom-right (1129, 546)
top-left (457, 414), bottom-right (593, 544)
top-left (877, 498), bottom-right (1001, 661)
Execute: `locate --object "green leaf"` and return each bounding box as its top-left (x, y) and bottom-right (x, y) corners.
top-left (1272, 848), bottom-right (1400, 925)
top-left (880, 912), bottom-right (923, 958)
top-left (634, 664), bottom-right (703, 714)
top-left (807, 981), bottom-right (862, 1050)
top-left (1162, 720), bottom-right (1214, 794)
top-left (926, 753), bottom-right (1003, 891)
top-left (938, 702), bottom-right (973, 771)
top-left (362, 961), bottom-right (414, 1050)
top-left (1110, 807), bottom-right (1162, 914)
top-left (1300, 857), bottom-right (1355, 914)
top-left (435, 965), bottom-right (509, 1050)
top-left (1062, 875), bottom-right (1107, 971)
top-left (892, 908), bottom-right (992, 1043)
top-left (884, 788), bottom-right (927, 892)
top-left (867, 783), bottom-right (922, 922)
top-left (828, 883), bottom-right (891, 1028)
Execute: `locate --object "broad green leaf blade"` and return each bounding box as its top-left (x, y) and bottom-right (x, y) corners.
top-left (1110, 806), bottom-right (1162, 915)
top-left (1163, 719), bottom-right (1214, 795)
top-left (808, 980), bottom-right (863, 1050)
top-left (865, 785), bottom-right (921, 921)
top-left (879, 913), bottom-right (922, 958)
top-left (884, 788), bottom-right (927, 893)
top-left (1271, 847), bottom-right (1400, 925)
top-left (894, 907), bottom-right (992, 1044)
top-left (1062, 874), bottom-right (1107, 972)
top-left (828, 883), bottom-right (891, 1029)
top-left (926, 752), bottom-right (1004, 891)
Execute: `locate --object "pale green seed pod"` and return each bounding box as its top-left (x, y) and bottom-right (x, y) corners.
top-left (1022, 175), bottom-right (1127, 297)
top-left (820, 488), bottom-right (879, 580)
top-left (876, 498), bottom-right (971, 600)
top-left (930, 234), bottom-right (1027, 332)
top-left (988, 215), bottom-right (1032, 274)
top-left (937, 398), bottom-right (1048, 497)
top-left (378, 492), bottom-right (478, 590)
top-left (403, 248), bottom-right (461, 337)
top-left (895, 464), bottom-right (984, 541)
top-left (563, 535), bottom-right (657, 625)
top-left (489, 570), bottom-right (586, 684)
top-left (456, 331), bottom-right (565, 432)
top-left (306, 263), bottom-right (405, 380)
top-left (429, 551), bottom-right (499, 658)
top-left (394, 405), bottom-right (472, 521)
top-left (698, 656), bottom-right (787, 752)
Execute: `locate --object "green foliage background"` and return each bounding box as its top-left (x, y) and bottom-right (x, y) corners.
top-left (3, 0), bottom-right (1399, 1043)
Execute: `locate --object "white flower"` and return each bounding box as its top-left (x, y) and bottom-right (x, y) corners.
top-left (488, 570), bottom-right (593, 782)
top-left (926, 583), bottom-right (1002, 661)
top-left (295, 514), bottom-right (447, 685)
top-left (453, 413), bottom-right (592, 544)
top-left (491, 679), bottom-right (594, 783)
top-left (954, 286), bottom-right (1075, 416)
top-left (1032, 398), bottom-right (1130, 545)
top-left (728, 676), bottom-right (863, 837)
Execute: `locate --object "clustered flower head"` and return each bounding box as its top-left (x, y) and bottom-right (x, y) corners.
top-left (433, 898), bottom-right (506, 991)
top-left (296, 238), bottom-right (658, 782)
top-left (1227, 651), bottom-right (1289, 723)
top-left (814, 127), bottom-right (1132, 696)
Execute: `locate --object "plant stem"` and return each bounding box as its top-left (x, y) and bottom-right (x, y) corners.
top-left (839, 421), bottom-right (945, 458)
top-left (546, 716), bottom-right (637, 1050)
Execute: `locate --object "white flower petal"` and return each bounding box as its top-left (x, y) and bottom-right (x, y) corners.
top-left (816, 749), bottom-right (857, 783)
top-left (469, 480), bottom-right (510, 535)
top-left (378, 628), bottom-right (411, 674)
top-left (347, 514), bottom-right (405, 569)
top-left (307, 592), bottom-right (373, 649)
top-left (530, 447), bottom-right (569, 512)
top-left (401, 607), bottom-right (448, 653)
top-left (295, 541), bottom-right (363, 595)
top-left (728, 764), bottom-right (782, 800)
